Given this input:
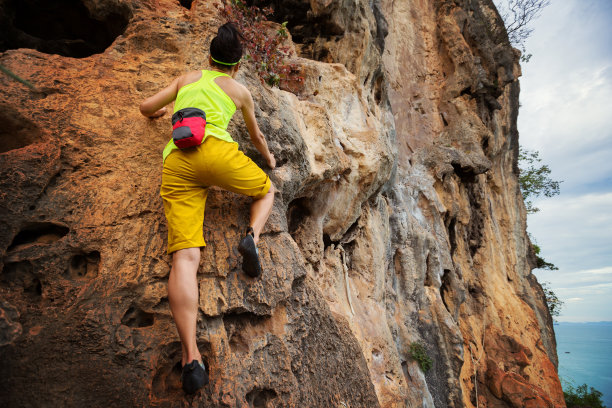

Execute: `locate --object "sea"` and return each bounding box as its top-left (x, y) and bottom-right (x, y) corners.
top-left (554, 321), bottom-right (612, 406)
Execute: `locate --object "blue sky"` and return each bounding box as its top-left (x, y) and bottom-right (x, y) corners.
top-left (516, 0), bottom-right (612, 322)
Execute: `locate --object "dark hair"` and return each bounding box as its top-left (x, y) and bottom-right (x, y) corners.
top-left (210, 22), bottom-right (243, 69)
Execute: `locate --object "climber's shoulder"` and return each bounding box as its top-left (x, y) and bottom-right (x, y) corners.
top-left (176, 70), bottom-right (203, 90)
top-left (214, 75), bottom-right (251, 110)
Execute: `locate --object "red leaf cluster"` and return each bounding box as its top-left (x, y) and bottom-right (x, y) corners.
top-left (217, 1), bottom-right (303, 88)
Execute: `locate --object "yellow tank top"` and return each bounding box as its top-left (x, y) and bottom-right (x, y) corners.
top-left (162, 70), bottom-right (237, 162)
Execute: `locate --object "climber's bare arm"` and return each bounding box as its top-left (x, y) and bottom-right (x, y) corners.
top-left (140, 71), bottom-right (203, 118)
top-left (140, 77), bottom-right (180, 118)
top-left (213, 75), bottom-right (275, 169)
top-left (239, 87), bottom-right (276, 169)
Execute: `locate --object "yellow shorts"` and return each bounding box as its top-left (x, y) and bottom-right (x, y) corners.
top-left (160, 136), bottom-right (271, 254)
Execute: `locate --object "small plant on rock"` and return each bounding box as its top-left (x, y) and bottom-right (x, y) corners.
top-left (518, 146), bottom-right (561, 214)
top-left (532, 242), bottom-right (558, 271)
top-left (540, 281), bottom-right (563, 318)
top-left (409, 342), bottom-right (433, 372)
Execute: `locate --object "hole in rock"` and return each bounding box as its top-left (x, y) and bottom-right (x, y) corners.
top-left (0, 105), bottom-right (47, 153)
top-left (451, 162), bottom-right (477, 183)
top-left (121, 305), bottom-right (155, 328)
top-left (291, 274), bottom-right (305, 291)
top-left (424, 254), bottom-right (433, 287)
top-left (445, 215), bottom-right (457, 257)
top-left (363, 73), bottom-right (370, 86)
top-left (322, 231), bottom-right (348, 252)
top-left (460, 86), bottom-right (472, 97)
top-left (274, 153), bottom-right (289, 168)
top-left (374, 74), bottom-right (384, 105)
top-left (29, 277), bottom-right (42, 296)
top-left (223, 310), bottom-right (266, 354)
top-left (440, 113), bottom-right (449, 127)
top-left (481, 136), bottom-right (489, 152)
top-left (287, 197), bottom-right (311, 235)
top-left (8, 222), bottom-right (69, 251)
top-left (246, 388), bottom-right (277, 408)
top-left (223, 310), bottom-right (266, 329)
top-left (2, 260), bottom-right (42, 297)
top-left (440, 269), bottom-right (452, 313)
top-left (371, 1), bottom-right (388, 51)
top-left (228, 331), bottom-right (250, 355)
top-left (178, 0), bottom-right (193, 9)
top-left (468, 283), bottom-right (483, 298)
top-left (466, 186), bottom-right (484, 258)
top-left (66, 251), bottom-right (100, 280)
top-left (0, 0), bottom-right (131, 58)
top-left (393, 249), bottom-right (402, 278)
top-left (401, 360), bottom-right (412, 382)
top-left (342, 215), bottom-right (361, 242)
top-left (323, 234), bottom-right (333, 249)
top-left (153, 296), bottom-right (170, 314)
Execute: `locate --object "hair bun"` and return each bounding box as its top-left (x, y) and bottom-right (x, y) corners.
top-left (210, 22), bottom-right (243, 66)
top-left (218, 22), bottom-right (240, 43)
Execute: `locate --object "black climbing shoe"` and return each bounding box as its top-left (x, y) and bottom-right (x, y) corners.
top-left (238, 227), bottom-right (262, 278)
top-left (181, 360), bottom-right (208, 394)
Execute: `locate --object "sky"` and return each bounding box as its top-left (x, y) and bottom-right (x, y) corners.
top-left (515, 0), bottom-right (612, 322)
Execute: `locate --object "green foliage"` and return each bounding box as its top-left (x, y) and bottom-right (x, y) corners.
top-left (409, 342), bottom-right (433, 372)
top-left (518, 146), bottom-right (561, 213)
top-left (518, 150), bottom-right (562, 316)
top-left (218, 1), bottom-right (302, 88)
top-left (540, 281), bottom-right (563, 318)
top-left (532, 242), bottom-right (558, 271)
top-left (277, 21), bottom-right (289, 39)
top-left (521, 52), bottom-right (532, 63)
top-left (564, 383), bottom-right (606, 408)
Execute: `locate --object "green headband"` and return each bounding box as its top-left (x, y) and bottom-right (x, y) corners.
top-left (211, 56), bottom-right (240, 66)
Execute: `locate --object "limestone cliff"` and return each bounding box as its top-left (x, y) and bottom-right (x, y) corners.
top-left (0, 0), bottom-right (564, 407)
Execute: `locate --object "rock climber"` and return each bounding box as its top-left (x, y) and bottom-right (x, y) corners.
top-left (139, 22), bottom-right (276, 394)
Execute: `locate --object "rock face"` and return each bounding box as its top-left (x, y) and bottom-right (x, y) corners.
top-left (0, 0), bottom-right (564, 407)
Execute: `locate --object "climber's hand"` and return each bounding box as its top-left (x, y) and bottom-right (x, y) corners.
top-left (266, 153), bottom-right (276, 169)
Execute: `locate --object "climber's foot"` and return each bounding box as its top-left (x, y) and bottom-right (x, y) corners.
top-left (181, 360), bottom-right (208, 394)
top-left (238, 227), bottom-right (261, 278)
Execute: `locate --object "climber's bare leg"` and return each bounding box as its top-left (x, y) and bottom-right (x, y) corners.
top-left (249, 183), bottom-right (275, 244)
top-left (168, 247), bottom-right (202, 366)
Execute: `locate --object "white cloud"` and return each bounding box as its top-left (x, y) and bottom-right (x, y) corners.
top-left (557, 283), bottom-right (612, 297)
top-left (529, 193), bottom-right (612, 272)
top-left (536, 275), bottom-right (612, 321)
top-left (540, 271), bottom-right (612, 295)
top-left (517, 0), bottom-right (612, 197)
top-left (529, 191), bottom-right (612, 322)
top-left (577, 266), bottom-right (612, 276)
top-left (519, 67), bottom-right (612, 194)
